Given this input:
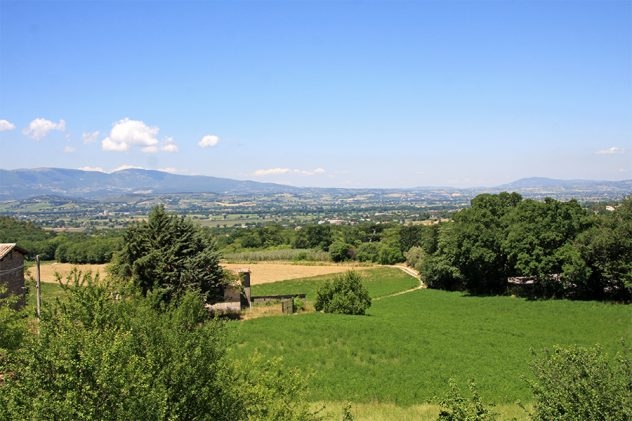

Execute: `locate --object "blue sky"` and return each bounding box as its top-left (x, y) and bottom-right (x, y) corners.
top-left (0, 0), bottom-right (630, 188)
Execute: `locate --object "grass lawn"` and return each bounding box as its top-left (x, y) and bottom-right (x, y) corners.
top-left (231, 268), bottom-right (632, 413)
top-left (251, 266), bottom-right (419, 301)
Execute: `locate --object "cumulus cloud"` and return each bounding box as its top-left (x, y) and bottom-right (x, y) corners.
top-left (162, 138), bottom-right (179, 153)
top-left (596, 146), bottom-right (625, 155)
top-left (0, 119), bottom-right (16, 132)
top-left (102, 118), bottom-right (159, 152)
top-left (23, 118), bottom-right (66, 140)
top-left (79, 166), bottom-right (105, 172)
top-left (198, 134), bottom-right (220, 148)
top-left (63, 146), bottom-right (76, 153)
top-left (82, 131), bottom-right (100, 144)
top-left (254, 167), bottom-right (326, 177)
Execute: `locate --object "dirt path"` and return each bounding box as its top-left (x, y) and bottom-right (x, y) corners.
top-left (373, 265), bottom-right (425, 301)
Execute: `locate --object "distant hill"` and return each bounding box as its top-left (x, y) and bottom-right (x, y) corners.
top-left (0, 168), bottom-right (631, 201)
top-left (498, 177), bottom-right (632, 193)
top-left (0, 168), bottom-right (300, 200)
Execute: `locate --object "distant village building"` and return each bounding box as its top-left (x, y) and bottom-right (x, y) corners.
top-left (0, 243), bottom-right (28, 307)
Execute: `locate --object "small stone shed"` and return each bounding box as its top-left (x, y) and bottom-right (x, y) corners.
top-left (0, 243), bottom-right (28, 306)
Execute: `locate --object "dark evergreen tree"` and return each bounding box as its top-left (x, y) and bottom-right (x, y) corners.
top-left (110, 205), bottom-right (226, 304)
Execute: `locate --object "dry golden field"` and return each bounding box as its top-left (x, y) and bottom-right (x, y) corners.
top-left (221, 262), bottom-right (368, 285)
top-left (27, 262), bottom-right (365, 285)
top-left (26, 263), bottom-right (109, 284)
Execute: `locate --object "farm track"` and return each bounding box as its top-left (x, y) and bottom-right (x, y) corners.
top-left (373, 265), bottom-right (424, 301)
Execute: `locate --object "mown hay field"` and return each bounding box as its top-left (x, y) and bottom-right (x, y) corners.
top-left (27, 261), bottom-right (363, 285)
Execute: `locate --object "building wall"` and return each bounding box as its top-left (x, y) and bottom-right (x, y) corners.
top-left (0, 250), bottom-right (26, 304)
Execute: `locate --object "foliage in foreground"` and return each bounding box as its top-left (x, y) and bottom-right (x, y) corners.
top-left (0, 288), bottom-right (26, 369)
top-left (0, 271), bottom-right (317, 420)
top-left (314, 271), bottom-right (371, 315)
top-left (528, 343), bottom-right (632, 421)
top-left (437, 379), bottom-right (497, 421)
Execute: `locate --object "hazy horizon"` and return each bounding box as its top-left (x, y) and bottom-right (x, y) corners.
top-left (1, 1), bottom-right (630, 189)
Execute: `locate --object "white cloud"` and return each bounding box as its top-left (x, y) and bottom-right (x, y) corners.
top-left (79, 166), bottom-right (105, 172)
top-left (0, 119), bottom-right (15, 132)
top-left (101, 118), bottom-right (159, 152)
top-left (159, 167), bottom-right (178, 173)
top-left (111, 164), bottom-right (145, 172)
top-left (142, 145), bottom-right (159, 153)
top-left (198, 134), bottom-right (220, 148)
top-left (23, 118), bottom-right (66, 140)
top-left (82, 131), bottom-right (100, 144)
top-left (298, 167), bottom-right (326, 176)
top-left (596, 146), bottom-right (625, 155)
top-left (254, 168), bottom-right (291, 176)
top-left (162, 138), bottom-right (179, 153)
top-left (63, 146), bottom-right (76, 153)
top-left (254, 167), bottom-right (327, 177)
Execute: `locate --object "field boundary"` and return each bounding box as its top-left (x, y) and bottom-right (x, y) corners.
top-left (373, 265), bottom-right (424, 301)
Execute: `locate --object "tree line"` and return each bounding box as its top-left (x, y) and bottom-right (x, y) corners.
top-left (410, 193), bottom-right (631, 301)
top-left (0, 217), bottom-right (121, 264)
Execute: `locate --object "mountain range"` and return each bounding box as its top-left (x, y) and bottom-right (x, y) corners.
top-left (1, 168), bottom-right (631, 201)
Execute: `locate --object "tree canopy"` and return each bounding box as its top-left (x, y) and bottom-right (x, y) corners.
top-left (314, 271), bottom-right (372, 315)
top-left (110, 205), bottom-right (226, 304)
top-left (422, 193), bottom-right (631, 301)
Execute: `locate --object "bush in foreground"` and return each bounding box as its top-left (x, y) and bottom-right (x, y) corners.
top-left (528, 343), bottom-right (632, 421)
top-left (314, 271), bottom-right (371, 315)
top-left (0, 270), bottom-right (318, 420)
top-left (437, 379), bottom-right (497, 421)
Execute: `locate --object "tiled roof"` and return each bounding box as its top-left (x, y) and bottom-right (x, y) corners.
top-left (0, 243), bottom-right (28, 260)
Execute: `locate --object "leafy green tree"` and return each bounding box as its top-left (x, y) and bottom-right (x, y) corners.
top-left (0, 287), bottom-right (26, 372)
top-left (501, 198), bottom-right (590, 284)
top-left (424, 193), bottom-right (521, 294)
top-left (109, 205), bottom-right (226, 304)
top-left (0, 270), bottom-right (318, 420)
top-left (293, 224), bottom-right (333, 251)
top-left (528, 343), bottom-right (632, 421)
top-left (355, 242), bottom-right (380, 263)
top-left (377, 243), bottom-right (404, 265)
top-left (404, 246), bottom-right (425, 274)
top-left (314, 271), bottom-right (371, 315)
top-left (329, 240), bottom-right (355, 262)
top-left (0, 216), bottom-right (56, 259)
top-left (399, 224), bottom-right (425, 253)
top-left (564, 198), bottom-right (632, 301)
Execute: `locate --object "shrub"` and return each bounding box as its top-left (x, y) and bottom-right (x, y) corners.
top-left (329, 241), bottom-right (355, 262)
top-left (437, 379), bottom-right (497, 421)
top-left (314, 271), bottom-right (371, 315)
top-left (0, 271), bottom-right (319, 420)
top-left (528, 343), bottom-right (632, 421)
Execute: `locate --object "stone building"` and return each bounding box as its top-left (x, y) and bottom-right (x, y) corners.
top-left (0, 243), bottom-right (28, 306)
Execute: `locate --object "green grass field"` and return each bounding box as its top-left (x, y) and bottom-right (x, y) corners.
top-left (251, 267), bottom-right (419, 301)
top-left (232, 267), bottom-right (632, 417)
top-left (20, 268), bottom-right (632, 419)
